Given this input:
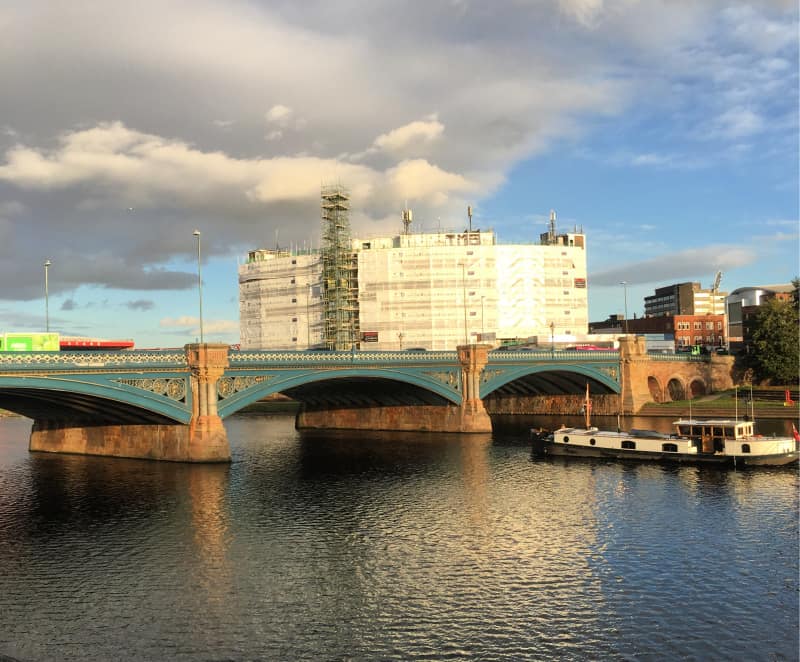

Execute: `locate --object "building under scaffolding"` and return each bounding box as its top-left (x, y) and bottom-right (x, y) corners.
top-left (320, 185), bottom-right (359, 350)
top-left (238, 199), bottom-right (588, 351)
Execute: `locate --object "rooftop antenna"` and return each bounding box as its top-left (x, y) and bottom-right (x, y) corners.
top-left (467, 205), bottom-right (473, 232)
top-left (402, 207), bottom-right (413, 235)
top-left (549, 209), bottom-right (557, 243)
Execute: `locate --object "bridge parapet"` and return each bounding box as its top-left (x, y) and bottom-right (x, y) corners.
top-left (0, 349), bottom-right (187, 369)
top-left (230, 349), bottom-right (459, 365)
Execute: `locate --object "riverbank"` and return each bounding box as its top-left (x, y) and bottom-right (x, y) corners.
top-left (636, 386), bottom-right (799, 419)
top-left (638, 398), bottom-right (800, 419)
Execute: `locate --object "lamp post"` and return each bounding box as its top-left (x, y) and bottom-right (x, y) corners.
top-left (620, 281), bottom-right (629, 334)
top-left (550, 321), bottom-right (555, 356)
top-left (193, 230), bottom-right (204, 344)
top-left (461, 262), bottom-right (468, 345)
top-left (44, 259), bottom-right (51, 332)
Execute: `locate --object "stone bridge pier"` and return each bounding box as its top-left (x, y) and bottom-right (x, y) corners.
top-left (296, 344), bottom-right (493, 433)
top-left (29, 343), bottom-right (231, 463)
top-left (185, 343), bottom-right (231, 462)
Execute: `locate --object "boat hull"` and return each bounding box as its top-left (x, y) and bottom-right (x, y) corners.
top-left (532, 439), bottom-right (799, 467)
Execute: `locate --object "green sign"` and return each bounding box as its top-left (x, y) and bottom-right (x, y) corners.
top-left (1, 333), bottom-right (60, 352)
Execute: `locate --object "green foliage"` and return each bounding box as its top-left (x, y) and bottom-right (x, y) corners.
top-left (750, 298), bottom-right (800, 384)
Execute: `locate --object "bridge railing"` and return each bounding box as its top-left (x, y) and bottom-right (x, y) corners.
top-left (0, 350), bottom-right (187, 370)
top-left (646, 353), bottom-right (707, 362)
top-left (229, 349), bottom-right (459, 365)
top-left (487, 350), bottom-right (620, 361)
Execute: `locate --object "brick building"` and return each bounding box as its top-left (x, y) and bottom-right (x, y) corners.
top-left (589, 313), bottom-right (725, 350)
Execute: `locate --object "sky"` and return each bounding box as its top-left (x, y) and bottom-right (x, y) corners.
top-left (0, 0), bottom-right (797, 348)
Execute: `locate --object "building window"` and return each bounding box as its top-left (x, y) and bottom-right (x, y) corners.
top-left (291, 298), bottom-right (297, 303)
top-left (706, 322), bottom-right (713, 330)
top-left (694, 322), bottom-right (702, 330)
top-left (291, 260), bottom-right (296, 265)
top-left (621, 440), bottom-right (636, 449)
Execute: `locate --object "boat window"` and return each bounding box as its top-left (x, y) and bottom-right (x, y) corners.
top-left (662, 443), bottom-right (678, 452)
top-left (742, 444), bottom-right (750, 453)
top-left (712, 427), bottom-right (723, 437)
top-left (677, 425), bottom-right (691, 436)
top-left (691, 426), bottom-right (701, 437)
top-left (562, 436), bottom-right (569, 443)
top-left (724, 427), bottom-right (735, 438)
top-left (621, 440), bottom-right (636, 450)
top-left (589, 438), bottom-right (596, 446)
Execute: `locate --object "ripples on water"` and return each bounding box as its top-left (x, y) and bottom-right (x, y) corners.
top-left (0, 414), bottom-right (797, 661)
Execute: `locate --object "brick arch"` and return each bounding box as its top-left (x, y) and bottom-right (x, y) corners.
top-left (666, 377), bottom-right (686, 401)
top-left (647, 376), bottom-right (664, 403)
top-left (688, 378), bottom-right (707, 398)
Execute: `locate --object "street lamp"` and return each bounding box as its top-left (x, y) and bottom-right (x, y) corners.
top-left (44, 259), bottom-right (51, 332)
top-left (620, 281), bottom-right (629, 334)
top-left (193, 230), bottom-right (204, 344)
top-left (550, 321), bottom-right (555, 356)
top-left (461, 262), bottom-right (468, 345)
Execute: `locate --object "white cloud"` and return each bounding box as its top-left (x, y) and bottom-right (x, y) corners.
top-left (712, 107), bottom-right (765, 139)
top-left (372, 117), bottom-right (444, 154)
top-left (0, 123), bottom-right (479, 224)
top-left (204, 320), bottom-right (239, 334)
top-left (160, 316), bottom-right (198, 327)
top-left (591, 245), bottom-right (758, 286)
top-left (631, 153), bottom-right (673, 167)
top-left (265, 105), bottom-right (293, 126)
top-left (558, 0), bottom-right (605, 27)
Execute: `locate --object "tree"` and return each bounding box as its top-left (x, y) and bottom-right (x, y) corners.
top-left (749, 297), bottom-right (799, 384)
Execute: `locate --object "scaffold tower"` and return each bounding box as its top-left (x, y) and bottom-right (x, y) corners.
top-left (321, 184), bottom-right (359, 350)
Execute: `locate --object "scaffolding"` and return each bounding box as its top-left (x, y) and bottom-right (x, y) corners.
top-left (321, 185), bottom-right (359, 350)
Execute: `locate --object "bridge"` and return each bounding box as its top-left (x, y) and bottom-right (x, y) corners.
top-left (0, 337), bottom-right (732, 462)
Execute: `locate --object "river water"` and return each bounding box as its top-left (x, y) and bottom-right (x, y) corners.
top-left (0, 413), bottom-right (797, 661)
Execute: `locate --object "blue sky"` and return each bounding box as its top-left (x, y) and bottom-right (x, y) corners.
top-left (0, 1), bottom-right (797, 347)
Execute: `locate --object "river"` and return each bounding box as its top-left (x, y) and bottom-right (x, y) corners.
top-left (0, 413), bottom-right (797, 661)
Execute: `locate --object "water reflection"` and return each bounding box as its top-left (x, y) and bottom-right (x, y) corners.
top-left (188, 464), bottom-right (231, 608)
top-left (0, 414), bottom-right (795, 661)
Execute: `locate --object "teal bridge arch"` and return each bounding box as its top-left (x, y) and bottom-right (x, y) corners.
top-left (0, 347), bottom-right (621, 424)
